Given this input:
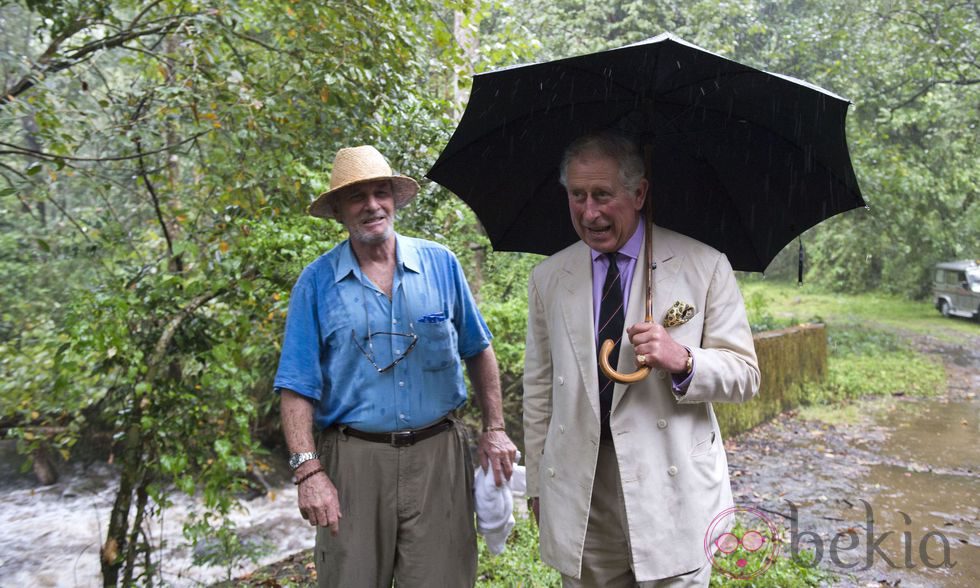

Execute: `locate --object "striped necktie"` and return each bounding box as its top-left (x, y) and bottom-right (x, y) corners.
top-left (596, 252), bottom-right (624, 441)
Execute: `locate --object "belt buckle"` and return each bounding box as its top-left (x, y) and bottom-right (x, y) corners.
top-left (389, 430), bottom-right (415, 447)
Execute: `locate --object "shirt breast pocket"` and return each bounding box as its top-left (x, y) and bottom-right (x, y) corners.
top-left (416, 318), bottom-right (457, 371)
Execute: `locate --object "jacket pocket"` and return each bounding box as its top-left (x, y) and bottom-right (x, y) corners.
top-left (690, 431), bottom-right (717, 458)
top-left (668, 311), bottom-right (702, 340)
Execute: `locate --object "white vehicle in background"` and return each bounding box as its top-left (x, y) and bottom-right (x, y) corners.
top-left (933, 260), bottom-right (980, 320)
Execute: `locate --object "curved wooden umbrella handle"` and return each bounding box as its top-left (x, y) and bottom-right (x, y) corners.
top-left (598, 338), bottom-right (651, 384)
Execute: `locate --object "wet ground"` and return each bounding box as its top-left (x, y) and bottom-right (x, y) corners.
top-left (727, 329), bottom-right (980, 587)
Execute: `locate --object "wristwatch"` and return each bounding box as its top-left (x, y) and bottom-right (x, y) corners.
top-left (289, 451), bottom-right (319, 470)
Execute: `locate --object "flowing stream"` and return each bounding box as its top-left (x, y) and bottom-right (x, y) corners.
top-left (0, 444), bottom-right (311, 587)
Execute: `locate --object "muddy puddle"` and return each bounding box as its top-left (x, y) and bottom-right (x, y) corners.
top-left (728, 387), bottom-right (979, 586)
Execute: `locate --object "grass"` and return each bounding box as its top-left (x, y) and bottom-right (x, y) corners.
top-left (743, 280), bottom-right (949, 408)
top-left (796, 402), bottom-right (863, 425)
top-left (810, 324), bottom-right (947, 404)
top-left (740, 280), bottom-right (978, 342)
top-left (477, 514), bottom-right (561, 587)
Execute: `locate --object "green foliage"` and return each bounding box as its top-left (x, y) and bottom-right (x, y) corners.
top-left (743, 288), bottom-right (816, 333)
top-left (816, 345), bottom-right (945, 403)
top-left (1, 0), bottom-right (481, 584)
top-left (186, 515), bottom-right (273, 582)
top-left (711, 548), bottom-right (831, 587)
top-left (476, 514), bottom-right (561, 587)
top-left (795, 402), bottom-right (862, 425)
top-left (826, 326), bottom-right (905, 357)
top-left (709, 521), bottom-right (833, 587)
top-left (740, 281), bottom-right (978, 341)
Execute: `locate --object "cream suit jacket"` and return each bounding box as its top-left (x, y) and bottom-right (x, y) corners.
top-left (523, 224), bottom-right (760, 581)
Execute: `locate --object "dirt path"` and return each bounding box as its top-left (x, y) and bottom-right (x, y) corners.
top-left (725, 328), bottom-right (980, 587)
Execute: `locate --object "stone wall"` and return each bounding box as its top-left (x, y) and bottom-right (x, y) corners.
top-left (714, 323), bottom-right (827, 437)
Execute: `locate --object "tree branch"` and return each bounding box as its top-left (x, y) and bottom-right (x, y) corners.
top-left (0, 130), bottom-right (210, 162)
top-left (2, 17), bottom-right (189, 107)
top-left (134, 132), bottom-right (183, 273)
top-left (888, 77), bottom-right (980, 112)
top-left (149, 290), bottom-right (227, 370)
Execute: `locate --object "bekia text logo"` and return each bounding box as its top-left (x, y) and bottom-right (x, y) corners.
top-left (705, 501), bottom-right (958, 579)
top-left (703, 506), bottom-right (780, 579)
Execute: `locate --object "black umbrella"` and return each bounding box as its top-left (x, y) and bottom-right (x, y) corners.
top-left (426, 33), bottom-right (865, 272)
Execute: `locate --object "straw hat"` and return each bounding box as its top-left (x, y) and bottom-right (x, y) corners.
top-left (309, 145), bottom-right (420, 219)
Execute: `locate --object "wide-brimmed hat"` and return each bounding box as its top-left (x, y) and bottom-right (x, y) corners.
top-left (309, 145), bottom-right (420, 219)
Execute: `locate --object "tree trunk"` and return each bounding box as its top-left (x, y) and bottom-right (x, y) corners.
top-left (101, 416), bottom-right (143, 587)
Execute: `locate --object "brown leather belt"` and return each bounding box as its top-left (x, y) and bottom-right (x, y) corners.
top-left (342, 419), bottom-right (453, 447)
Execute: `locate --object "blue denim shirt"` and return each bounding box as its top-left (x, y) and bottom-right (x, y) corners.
top-left (273, 234), bottom-right (492, 432)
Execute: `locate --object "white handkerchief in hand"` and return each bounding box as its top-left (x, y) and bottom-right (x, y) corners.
top-left (474, 460), bottom-right (524, 555)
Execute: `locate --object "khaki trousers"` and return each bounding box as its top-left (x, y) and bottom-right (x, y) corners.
top-left (561, 442), bottom-right (711, 588)
top-left (314, 419), bottom-right (476, 588)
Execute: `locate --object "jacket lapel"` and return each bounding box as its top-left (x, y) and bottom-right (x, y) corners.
top-left (557, 244), bottom-right (601, 422)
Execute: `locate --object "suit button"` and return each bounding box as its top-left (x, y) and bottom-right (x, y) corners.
top-left (547, 468), bottom-right (556, 478)
top-left (656, 369), bottom-right (666, 379)
top-left (558, 376), bottom-right (565, 385)
top-left (559, 425), bottom-right (565, 433)
top-left (657, 419), bottom-right (668, 429)
top-left (667, 465), bottom-right (678, 476)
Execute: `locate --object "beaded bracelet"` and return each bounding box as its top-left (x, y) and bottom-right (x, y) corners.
top-left (483, 425), bottom-right (506, 433)
top-left (294, 466), bottom-right (325, 486)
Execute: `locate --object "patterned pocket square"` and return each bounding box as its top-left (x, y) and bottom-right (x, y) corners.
top-left (663, 300), bottom-right (696, 328)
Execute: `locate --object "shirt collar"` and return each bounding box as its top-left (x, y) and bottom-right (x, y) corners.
top-left (590, 218), bottom-right (645, 263)
top-left (396, 235), bottom-right (422, 274)
top-left (333, 233), bottom-right (420, 284)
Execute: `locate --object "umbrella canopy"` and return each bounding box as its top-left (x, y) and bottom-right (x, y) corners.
top-left (426, 33), bottom-right (865, 272)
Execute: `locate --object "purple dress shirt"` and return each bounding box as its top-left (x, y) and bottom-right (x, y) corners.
top-left (590, 221), bottom-right (694, 392)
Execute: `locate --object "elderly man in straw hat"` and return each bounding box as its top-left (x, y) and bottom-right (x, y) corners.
top-left (274, 145), bottom-right (517, 586)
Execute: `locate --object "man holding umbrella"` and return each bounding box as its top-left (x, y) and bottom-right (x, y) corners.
top-left (274, 145), bottom-right (517, 586)
top-left (523, 130), bottom-right (760, 586)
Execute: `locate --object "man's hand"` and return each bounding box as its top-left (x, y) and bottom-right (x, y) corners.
top-left (529, 497), bottom-right (540, 525)
top-left (477, 429), bottom-right (518, 486)
top-left (626, 321), bottom-right (688, 373)
top-left (295, 461), bottom-right (342, 535)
